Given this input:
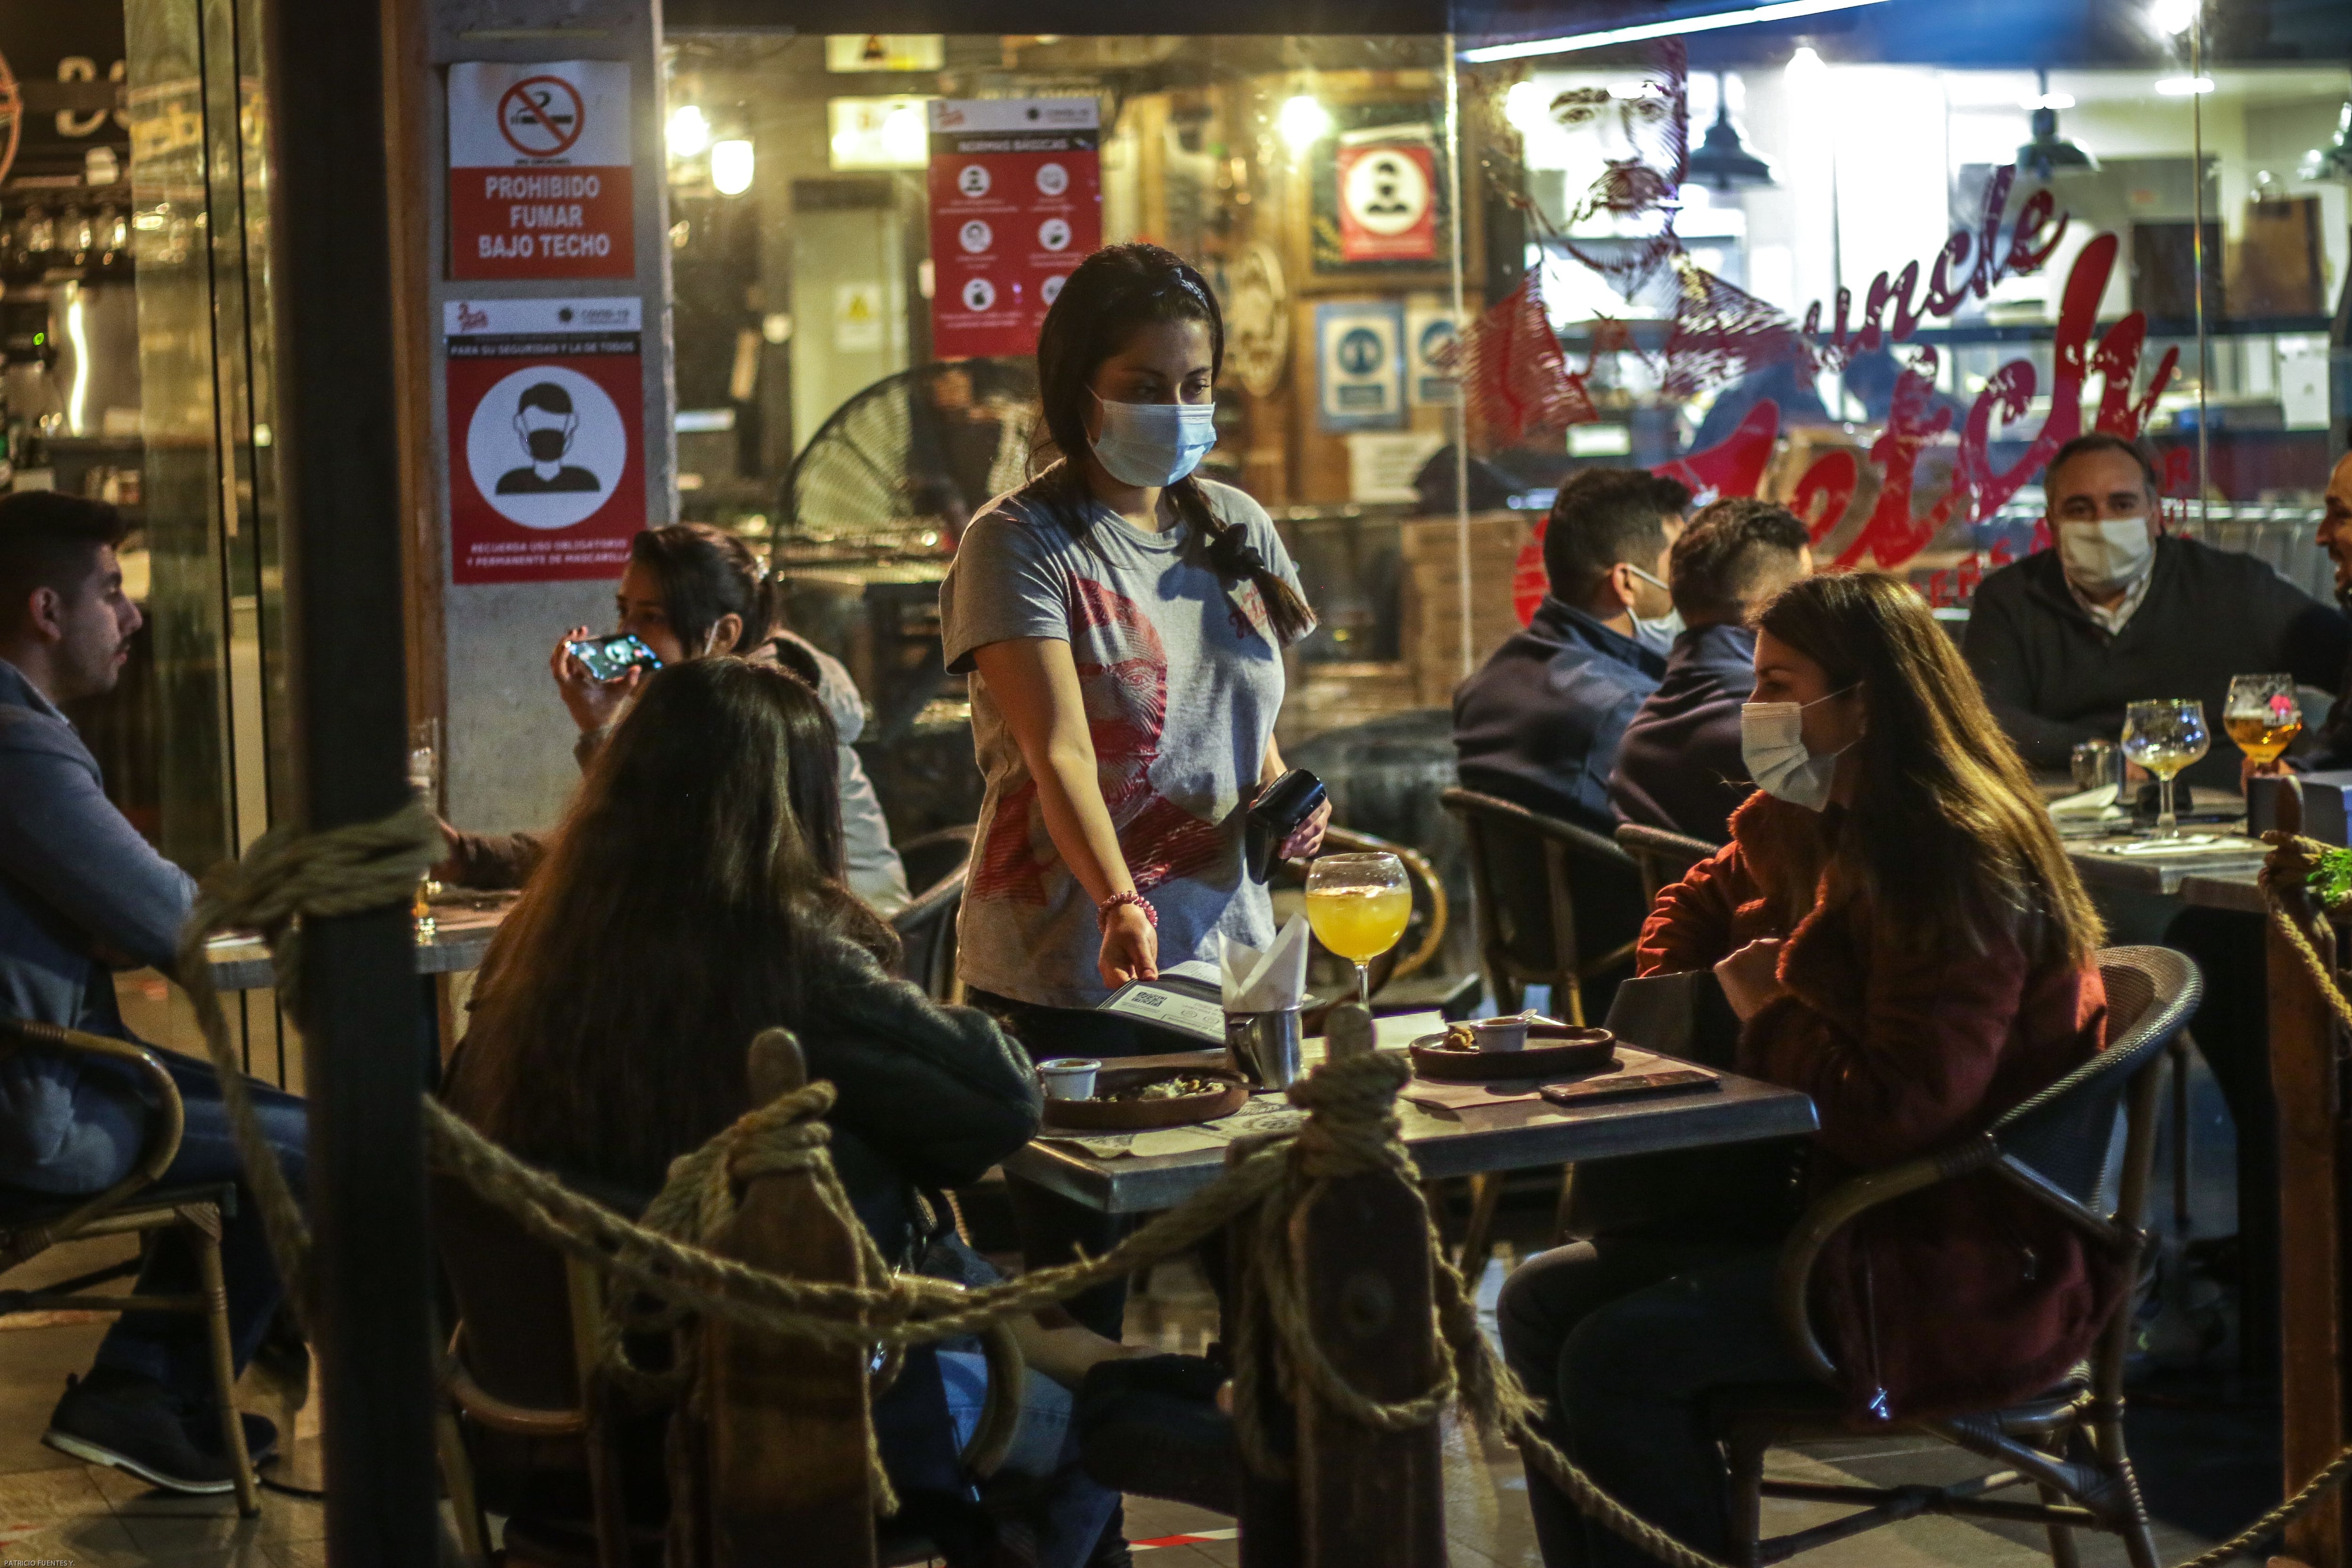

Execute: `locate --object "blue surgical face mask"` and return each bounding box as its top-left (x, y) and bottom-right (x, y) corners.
top-left (1739, 685), bottom-right (1858, 812)
top-left (1090, 391), bottom-right (1217, 488)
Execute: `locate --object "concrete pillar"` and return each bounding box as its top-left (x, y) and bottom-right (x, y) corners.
top-left (419, 0), bottom-right (676, 834)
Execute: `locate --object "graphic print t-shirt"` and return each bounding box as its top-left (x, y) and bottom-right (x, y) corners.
top-left (938, 478), bottom-right (1307, 1009)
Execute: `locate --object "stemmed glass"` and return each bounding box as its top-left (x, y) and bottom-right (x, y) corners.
top-left (2121, 699), bottom-right (2211, 841)
top-left (410, 719), bottom-right (441, 939)
top-left (1303, 852), bottom-right (1411, 1008)
top-left (2224, 674), bottom-right (2302, 772)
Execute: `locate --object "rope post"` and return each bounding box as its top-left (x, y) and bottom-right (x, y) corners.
top-left (1289, 1129), bottom-right (1446, 1564)
top-left (2265, 849), bottom-right (2352, 1567)
top-left (699, 1031), bottom-right (882, 1566)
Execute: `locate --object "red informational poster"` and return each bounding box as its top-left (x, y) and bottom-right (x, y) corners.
top-left (445, 298), bottom-right (644, 583)
top-left (448, 61), bottom-right (634, 281)
top-left (1336, 142), bottom-right (1438, 263)
top-left (927, 98), bottom-right (1100, 359)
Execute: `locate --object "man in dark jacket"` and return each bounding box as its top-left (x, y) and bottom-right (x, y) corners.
top-left (1963, 431), bottom-right (2348, 791)
top-left (0, 492), bottom-right (304, 1493)
top-left (1610, 498), bottom-right (1812, 842)
top-left (1453, 468), bottom-right (1689, 833)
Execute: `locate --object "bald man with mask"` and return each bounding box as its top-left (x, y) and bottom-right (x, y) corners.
top-left (1963, 431), bottom-right (2348, 791)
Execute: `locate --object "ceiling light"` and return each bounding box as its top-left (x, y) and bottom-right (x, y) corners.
top-left (1278, 95), bottom-right (1334, 151)
top-left (1685, 71), bottom-right (1776, 190)
top-left (2148, 0), bottom-right (2199, 34)
top-left (2017, 68), bottom-right (2094, 178)
top-left (711, 139), bottom-right (754, 195)
top-left (667, 103), bottom-right (712, 158)
top-left (2154, 76), bottom-right (2215, 96)
top-left (1460, 0), bottom-right (1896, 64)
top-left (2301, 102), bottom-right (2352, 182)
top-left (879, 103), bottom-right (929, 164)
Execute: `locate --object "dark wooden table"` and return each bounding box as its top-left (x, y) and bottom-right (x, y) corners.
top-left (202, 896), bottom-right (513, 992)
top-left (1002, 1046), bottom-right (1819, 1216)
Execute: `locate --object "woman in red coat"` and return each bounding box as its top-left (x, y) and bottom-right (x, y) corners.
top-left (1498, 571), bottom-right (2115, 1568)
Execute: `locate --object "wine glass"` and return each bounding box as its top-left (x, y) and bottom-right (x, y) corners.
top-left (2224, 674), bottom-right (2302, 773)
top-left (410, 718), bottom-right (442, 939)
top-left (1304, 852), bottom-right (1411, 1008)
top-left (2121, 699), bottom-right (2211, 840)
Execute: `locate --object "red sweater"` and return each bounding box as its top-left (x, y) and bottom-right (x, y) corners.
top-left (1639, 791), bottom-right (2119, 1421)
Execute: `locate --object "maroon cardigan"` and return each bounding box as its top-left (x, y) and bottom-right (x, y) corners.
top-left (1638, 791), bottom-right (2119, 1422)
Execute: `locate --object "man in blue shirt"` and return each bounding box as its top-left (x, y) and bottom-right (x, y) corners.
top-left (1452, 468), bottom-right (1689, 833)
top-left (0, 492), bottom-right (304, 1493)
top-left (1610, 498), bottom-right (1812, 843)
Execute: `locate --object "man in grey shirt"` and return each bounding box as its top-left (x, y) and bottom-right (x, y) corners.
top-left (0, 492), bottom-right (304, 1493)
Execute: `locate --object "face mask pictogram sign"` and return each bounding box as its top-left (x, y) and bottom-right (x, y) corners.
top-left (448, 61), bottom-right (633, 281)
top-left (445, 298), bottom-right (644, 582)
top-left (927, 98), bottom-right (1100, 359)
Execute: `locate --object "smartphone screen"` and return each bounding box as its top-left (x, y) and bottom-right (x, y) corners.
top-left (568, 633), bottom-right (660, 683)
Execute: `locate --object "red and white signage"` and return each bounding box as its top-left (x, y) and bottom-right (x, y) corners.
top-left (448, 61), bottom-right (633, 281)
top-left (1337, 142), bottom-right (1438, 263)
top-left (445, 297), bottom-right (644, 583)
top-left (927, 97), bottom-right (1100, 359)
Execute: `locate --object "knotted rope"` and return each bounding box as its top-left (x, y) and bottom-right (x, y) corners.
top-left (157, 800), bottom-right (2330, 1568)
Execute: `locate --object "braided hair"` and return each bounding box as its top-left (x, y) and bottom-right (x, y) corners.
top-left (1029, 243), bottom-right (1315, 645)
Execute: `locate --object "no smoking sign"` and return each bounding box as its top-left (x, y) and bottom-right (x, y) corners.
top-left (449, 61), bottom-right (634, 281)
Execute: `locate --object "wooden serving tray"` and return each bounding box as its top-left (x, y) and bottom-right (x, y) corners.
top-left (1040, 1065), bottom-right (1252, 1131)
top-left (1408, 1025), bottom-right (1618, 1082)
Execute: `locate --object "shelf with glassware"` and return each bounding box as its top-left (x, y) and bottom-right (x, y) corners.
top-left (0, 181), bottom-right (135, 285)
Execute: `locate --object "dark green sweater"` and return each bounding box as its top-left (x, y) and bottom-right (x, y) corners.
top-left (1962, 536), bottom-right (2348, 791)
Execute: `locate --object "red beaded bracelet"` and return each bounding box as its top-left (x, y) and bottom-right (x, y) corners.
top-left (1097, 890), bottom-right (1158, 931)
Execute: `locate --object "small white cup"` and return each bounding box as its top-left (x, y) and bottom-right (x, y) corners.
top-left (1038, 1057), bottom-right (1102, 1100)
top-left (1472, 1016), bottom-right (1531, 1053)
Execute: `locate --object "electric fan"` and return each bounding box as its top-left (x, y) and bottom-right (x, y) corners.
top-left (779, 357), bottom-right (1043, 544)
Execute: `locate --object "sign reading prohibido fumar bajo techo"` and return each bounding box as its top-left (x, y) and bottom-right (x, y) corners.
top-left (448, 61), bottom-right (633, 280)
top-left (445, 297), bottom-right (644, 583)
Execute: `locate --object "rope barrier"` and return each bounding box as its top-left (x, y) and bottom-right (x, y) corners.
top-left (149, 802), bottom-right (2352, 1566)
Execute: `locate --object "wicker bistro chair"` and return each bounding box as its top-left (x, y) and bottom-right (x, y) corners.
top-left (433, 1032), bottom-right (1020, 1568)
top-left (1710, 945), bottom-right (2202, 1568)
top-left (0, 1018), bottom-right (259, 1513)
top-left (1613, 822), bottom-right (1721, 906)
top-left (890, 825), bottom-right (974, 1005)
top-left (1441, 788), bottom-right (1647, 1026)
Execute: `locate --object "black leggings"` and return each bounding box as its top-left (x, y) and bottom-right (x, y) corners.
top-left (967, 988), bottom-right (1201, 1340)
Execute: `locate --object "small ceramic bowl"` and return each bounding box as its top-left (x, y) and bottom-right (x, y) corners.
top-left (1037, 1058), bottom-right (1102, 1100)
top-left (1472, 1014), bottom-right (1534, 1052)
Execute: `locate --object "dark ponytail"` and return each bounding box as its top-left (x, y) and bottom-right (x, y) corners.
top-left (1030, 242), bottom-right (1316, 645)
top-left (628, 523), bottom-right (780, 658)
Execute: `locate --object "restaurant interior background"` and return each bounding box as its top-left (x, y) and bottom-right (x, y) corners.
top-left (0, 0), bottom-right (2349, 1062)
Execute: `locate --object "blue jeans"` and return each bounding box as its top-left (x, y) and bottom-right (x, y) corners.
top-left (87, 1051), bottom-right (308, 1410)
top-left (1497, 1240), bottom-right (1806, 1568)
top-left (871, 1343), bottom-right (1119, 1568)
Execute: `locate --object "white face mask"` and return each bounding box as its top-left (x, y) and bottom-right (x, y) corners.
top-left (1740, 687), bottom-right (1857, 813)
top-left (2055, 518), bottom-right (2155, 597)
top-left (1090, 392), bottom-right (1217, 488)
top-left (1623, 563), bottom-right (1681, 652)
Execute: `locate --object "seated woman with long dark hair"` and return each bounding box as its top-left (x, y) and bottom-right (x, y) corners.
top-left (1498, 573), bottom-right (2116, 1568)
top-left (443, 657), bottom-right (1167, 1566)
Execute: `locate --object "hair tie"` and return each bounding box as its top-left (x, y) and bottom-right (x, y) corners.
top-left (1207, 530), bottom-right (1267, 578)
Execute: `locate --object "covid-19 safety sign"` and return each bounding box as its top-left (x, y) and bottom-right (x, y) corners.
top-left (445, 297), bottom-right (644, 582)
top-left (926, 98), bottom-right (1100, 359)
top-left (447, 62), bottom-right (634, 281)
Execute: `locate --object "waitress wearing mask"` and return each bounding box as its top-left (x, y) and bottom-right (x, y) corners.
top-left (938, 244), bottom-right (1328, 1358)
